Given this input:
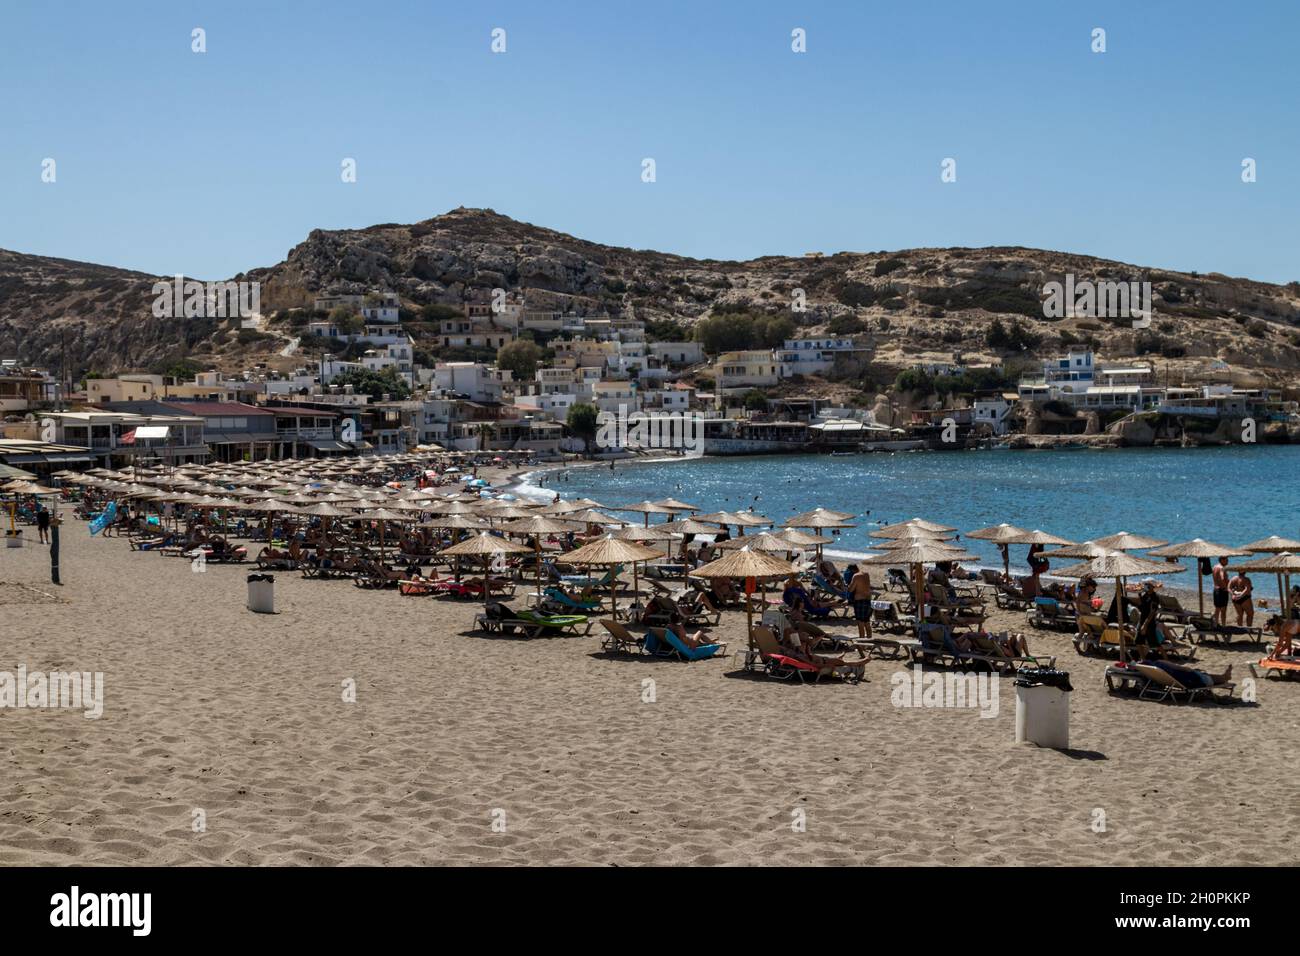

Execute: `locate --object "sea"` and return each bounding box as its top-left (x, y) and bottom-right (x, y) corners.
top-left (517, 445), bottom-right (1300, 590)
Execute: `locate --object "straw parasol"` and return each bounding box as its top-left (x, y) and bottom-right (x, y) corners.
top-left (689, 546), bottom-right (798, 654)
top-left (618, 500), bottom-right (677, 526)
top-left (1239, 535), bottom-right (1300, 554)
top-left (966, 523), bottom-right (1031, 576)
top-left (1091, 531), bottom-right (1169, 551)
top-left (861, 542), bottom-right (975, 625)
top-left (650, 497), bottom-right (699, 514)
top-left (784, 508), bottom-right (856, 530)
top-left (1147, 538), bottom-right (1251, 615)
top-left (559, 534), bottom-right (666, 619)
top-left (1053, 553), bottom-right (1185, 661)
top-left (870, 525), bottom-right (953, 541)
top-left (440, 531), bottom-right (532, 606)
top-left (716, 531), bottom-right (797, 552)
top-left (500, 514), bottom-right (584, 594)
top-left (696, 510), bottom-right (773, 529)
top-left (1235, 551), bottom-right (1300, 619)
top-left (873, 517), bottom-right (955, 534)
top-left (360, 508), bottom-right (415, 562)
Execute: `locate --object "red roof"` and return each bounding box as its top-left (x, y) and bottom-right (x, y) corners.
top-left (161, 401), bottom-right (274, 416)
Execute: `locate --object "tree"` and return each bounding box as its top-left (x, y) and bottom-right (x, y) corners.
top-left (566, 402), bottom-right (599, 455)
top-left (497, 339), bottom-right (543, 381)
top-left (330, 366), bottom-right (411, 401)
top-left (329, 306), bottom-right (362, 335)
top-left (743, 389), bottom-right (769, 412)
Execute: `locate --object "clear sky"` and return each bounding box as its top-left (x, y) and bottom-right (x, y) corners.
top-left (1, 0), bottom-right (1295, 282)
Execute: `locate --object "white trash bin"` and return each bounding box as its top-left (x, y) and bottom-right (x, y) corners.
top-left (247, 573), bottom-right (276, 614)
top-left (1014, 672), bottom-right (1071, 749)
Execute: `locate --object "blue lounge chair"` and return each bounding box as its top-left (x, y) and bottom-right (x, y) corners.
top-left (644, 628), bottom-right (726, 661)
top-left (812, 572), bottom-right (850, 601)
top-left (543, 586), bottom-right (602, 613)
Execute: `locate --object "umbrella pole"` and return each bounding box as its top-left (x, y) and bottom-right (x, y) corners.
top-left (1277, 572), bottom-right (1284, 617)
top-left (913, 563), bottom-right (924, 626)
top-left (1197, 568), bottom-right (1205, 617)
top-left (1117, 575), bottom-right (1128, 663)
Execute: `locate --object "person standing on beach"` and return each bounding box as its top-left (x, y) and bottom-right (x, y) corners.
top-left (848, 565), bottom-right (874, 641)
top-left (1229, 568), bottom-right (1254, 626)
top-left (36, 502), bottom-right (51, 544)
top-left (1212, 557), bottom-right (1231, 627)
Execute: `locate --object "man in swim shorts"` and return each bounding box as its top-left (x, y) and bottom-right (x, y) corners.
top-left (1211, 556), bottom-right (1231, 627)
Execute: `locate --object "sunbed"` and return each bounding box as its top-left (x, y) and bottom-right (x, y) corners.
top-left (643, 628), bottom-right (726, 662)
top-left (1184, 614), bottom-right (1265, 646)
top-left (1104, 661), bottom-right (1236, 704)
top-left (542, 586), bottom-right (602, 613)
top-left (598, 619), bottom-right (646, 655)
top-left (1028, 596), bottom-right (1079, 632)
top-left (750, 625), bottom-right (826, 681)
top-left (1249, 621), bottom-right (1300, 681)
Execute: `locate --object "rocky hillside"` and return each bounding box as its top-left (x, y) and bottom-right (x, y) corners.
top-left (3, 207), bottom-right (1300, 393)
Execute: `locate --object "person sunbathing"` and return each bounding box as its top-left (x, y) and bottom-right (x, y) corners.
top-left (818, 559), bottom-right (845, 590)
top-left (1147, 660), bottom-right (1233, 688)
top-left (783, 576), bottom-right (834, 618)
top-left (666, 620), bottom-right (717, 650)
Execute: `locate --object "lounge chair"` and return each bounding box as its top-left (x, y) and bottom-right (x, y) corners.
top-left (1156, 593), bottom-right (1197, 625)
top-left (598, 619), bottom-right (646, 655)
top-left (1028, 596), bottom-right (1079, 632)
top-left (991, 581), bottom-right (1032, 611)
top-left (513, 608), bottom-right (591, 637)
top-left (1184, 614), bottom-right (1264, 647)
top-left (812, 572), bottom-right (850, 602)
top-left (542, 586), bottom-right (602, 613)
top-left (1073, 614), bottom-right (1137, 658)
top-left (750, 625), bottom-right (826, 681)
top-left (1249, 621), bottom-right (1300, 681)
top-left (969, 631), bottom-right (1055, 673)
top-left (885, 568), bottom-right (911, 592)
top-left (644, 628), bottom-right (726, 662)
top-left (1104, 661), bottom-right (1236, 704)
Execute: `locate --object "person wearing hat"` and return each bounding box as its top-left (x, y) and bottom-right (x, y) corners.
top-left (1136, 579), bottom-right (1184, 654)
top-left (1074, 576), bottom-right (1098, 619)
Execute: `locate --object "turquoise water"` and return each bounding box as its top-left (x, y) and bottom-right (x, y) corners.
top-left (522, 446), bottom-right (1300, 588)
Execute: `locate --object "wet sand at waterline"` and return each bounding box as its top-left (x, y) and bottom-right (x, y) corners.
top-left (1, 523), bottom-right (1294, 866)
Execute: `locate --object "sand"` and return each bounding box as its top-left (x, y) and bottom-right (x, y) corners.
top-left (1, 494), bottom-right (1295, 866)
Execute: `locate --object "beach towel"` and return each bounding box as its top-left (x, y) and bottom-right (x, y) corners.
top-left (89, 501), bottom-right (117, 536)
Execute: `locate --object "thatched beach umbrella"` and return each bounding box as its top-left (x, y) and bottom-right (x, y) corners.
top-left (1053, 553), bottom-right (1185, 661)
top-left (861, 542), bottom-right (974, 625)
top-left (619, 500), bottom-right (677, 526)
top-left (690, 546), bottom-right (798, 653)
top-left (966, 523), bottom-right (1031, 575)
top-left (1092, 531), bottom-right (1169, 551)
top-left (785, 508), bottom-right (856, 530)
top-left (1240, 535), bottom-right (1300, 554)
top-left (560, 534), bottom-right (666, 619)
top-left (873, 517), bottom-right (955, 534)
top-left (659, 517), bottom-right (721, 563)
top-left (651, 497), bottom-right (699, 515)
top-left (1148, 538), bottom-right (1251, 615)
top-left (695, 510), bottom-right (772, 537)
top-left (1237, 552), bottom-right (1300, 618)
top-left (716, 531), bottom-right (797, 552)
top-left (501, 514), bottom-right (584, 595)
top-left (360, 507), bottom-right (414, 562)
top-left (440, 531), bottom-right (531, 606)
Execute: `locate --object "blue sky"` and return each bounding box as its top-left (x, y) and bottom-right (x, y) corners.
top-left (1, 0), bottom-right (1295, 282)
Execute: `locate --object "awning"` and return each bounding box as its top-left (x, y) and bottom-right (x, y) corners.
top-left (0, 463), bottom-right (36, 479)
top-left (307, 440), bottom-right (350, 452)
top-left (346, 441), bottom-right (374, 450)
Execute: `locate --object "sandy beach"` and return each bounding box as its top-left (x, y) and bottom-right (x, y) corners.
top-left (1, 471), bottom-right (1295, 867)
